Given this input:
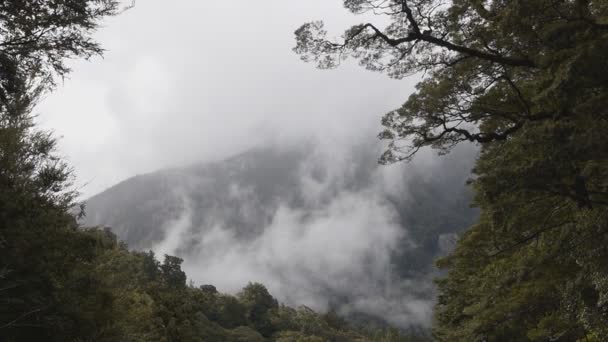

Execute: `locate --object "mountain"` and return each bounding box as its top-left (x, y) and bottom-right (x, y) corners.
top-left (83, 141), bottom-right (478, 329)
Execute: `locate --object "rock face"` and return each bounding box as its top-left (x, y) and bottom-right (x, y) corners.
top-left (83, 142), bottom-right (478, 329)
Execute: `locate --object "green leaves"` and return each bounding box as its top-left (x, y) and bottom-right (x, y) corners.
top-left (160, 255), bottom-right (187, 288)
top-left (295, 3), bottom-right (608, 338)
top-left (433, 118), bottom-right (608, 340)
top-left (296, 0), bottom-right (608, 166)
top-left (0, 0), bottom-right (123, 92)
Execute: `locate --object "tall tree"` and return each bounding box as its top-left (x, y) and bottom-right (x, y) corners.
top-left (0, 1), bottom-right (124, 339)
top-left (0, 0), bottom-right (126, 92)
top-left (295, 0), bottom-right (607, 165)
top-left (295, 1), bottom-right (608, 339)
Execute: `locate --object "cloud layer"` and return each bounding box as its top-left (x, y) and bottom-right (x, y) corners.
top-left (136, 142), bottom-right (476, 328)
top-left (37, 0), bottom-right (417, 198)
top-left (40, 0), bottom-right (478, 329)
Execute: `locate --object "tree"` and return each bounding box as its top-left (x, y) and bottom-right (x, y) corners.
top-left (295, 1), bottom-right (608, 339)
top-left (160, 255), bottom-right (187, 288)
top-left (143, 250), bottom-right (161, 281)
top-left (0, 0), bottom-right (127, 93)
top-left (295, 0), bottom-right (607, 162)
top-left (431, 118), bottom-right (608, 340)
top-left (238, 283), bottom-right (279, 337)
top-left (0, 1), bottom-right (124, 339)
top-left (0, 65), bottom-right (77, 341)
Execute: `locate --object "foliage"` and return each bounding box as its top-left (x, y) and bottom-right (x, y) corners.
top-left (3, 222), bottom-right (425, 341)
top-left (295, 0), bottom-right (608, 340)
top-left (295, 0), bottom-right (608, 163)
top-left (0, 1), bottom-right (123, 339)
top-left (433, 120), bottom-right (608, 340)
top-left (0, 0), bottom-right (127, 93)
top-left (0, 53), bottom-right (84, 342)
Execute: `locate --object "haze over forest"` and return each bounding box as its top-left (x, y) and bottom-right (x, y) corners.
top-left (84, 141), bottom-right (477, 329)
top-left (3, 0), bottom-right (607, 341)
top-left (37, 0), bottom-right (418, 198)
top-left (39, 1), bottom-right (480, 329)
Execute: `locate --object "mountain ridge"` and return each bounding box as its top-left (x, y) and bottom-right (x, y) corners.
top-left (83, 142), bottom-right (478, 328)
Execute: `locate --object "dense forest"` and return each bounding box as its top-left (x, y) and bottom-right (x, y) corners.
top-left (1, 0), bottom-right (608, 341)
top-left (81, 142), bottom-right (477, 331)
top-left (295, 0), bottom-right (608, 340)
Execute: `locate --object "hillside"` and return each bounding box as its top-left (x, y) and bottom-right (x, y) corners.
top-left (84, 142), bottom-right (478, 329)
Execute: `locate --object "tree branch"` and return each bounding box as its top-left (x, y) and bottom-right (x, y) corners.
top-left (0, 308), bottom-right (43, 330)
top-left (401, 0), bottom-right (421, 34)
top-left (357, 22), bottom-right (536, 68)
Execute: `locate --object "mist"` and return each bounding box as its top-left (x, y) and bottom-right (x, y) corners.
top-left (37, 0), bottom-right (479, 331)
top-left (85, 137), bottom-right (477, 328)
top-left (36, 0), bottom-right (417, 198)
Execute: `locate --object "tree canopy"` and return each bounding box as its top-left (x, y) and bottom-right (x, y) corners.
top-left (296, 0), bottom-right (608, 340)
top-left (295, 0), bottom-right (608, 163)
top-left (0, 0), bottom-right (127, 92)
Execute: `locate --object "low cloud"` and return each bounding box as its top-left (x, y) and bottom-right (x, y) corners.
top-left (146, 141), bottom-right (459, 328)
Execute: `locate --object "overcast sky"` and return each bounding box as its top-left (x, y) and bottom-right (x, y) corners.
top-left (36, 0), bottom-right (417, 198)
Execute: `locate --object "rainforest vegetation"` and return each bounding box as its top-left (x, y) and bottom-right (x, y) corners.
top-left (295, 0), bottom-right (608, 340)
top-left (2, 0), bottom-right (608, 341)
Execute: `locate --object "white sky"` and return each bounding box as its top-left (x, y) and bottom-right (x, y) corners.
top-left (36, 0), bottom-right (417, 197)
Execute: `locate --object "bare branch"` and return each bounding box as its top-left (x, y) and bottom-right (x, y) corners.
top-left (0, 308), bottom-right (43, 330)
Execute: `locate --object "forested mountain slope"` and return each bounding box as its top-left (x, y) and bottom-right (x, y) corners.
top-left (84, 142), bottom-right (478, 329)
